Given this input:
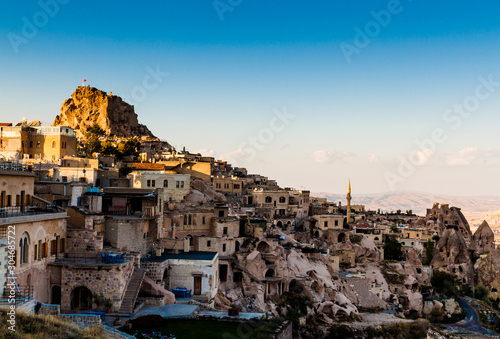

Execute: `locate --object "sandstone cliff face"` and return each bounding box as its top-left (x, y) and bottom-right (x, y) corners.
top-left (471, 220), bottom-right (495, 255)
top-left (430, 228), bottom-right (473, 283)
top-left (52, 86), bottom-right (155, 138)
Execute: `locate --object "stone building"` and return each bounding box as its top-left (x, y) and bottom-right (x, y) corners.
top-left (213, 174), bottom-right (245, 196)
top-left (250, 188), bottom-right (290, 217)
top-left (129, 164), bottom-right (190, 202)
top-left (163, 204), bottom-right (242, 256)
top-left (0, 164), bottom-right (67, 304)
top-left (0, 123), bottom-right (77, 162)
top-left (142, 251), bottom-right (219, 304)
top-left (159, 160), bottom-right (212, 182)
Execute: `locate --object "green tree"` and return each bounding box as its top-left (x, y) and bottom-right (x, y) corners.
top-left (425, 239), bottom-right (434, 265)
top-left (119, 165), bottom-right (132, 178)
top-left (122, 138), bottom-right (141, 158)
top-left (475, 285), bottom-right (489, 300)
top-left (384, 236), bottom-right (403, 261)
top-left (100, 139), bottom-right (117, 156)
top-left (431, 271), bottom-right (460, 297)
top-left (84, 124), bottom-right (105, 158)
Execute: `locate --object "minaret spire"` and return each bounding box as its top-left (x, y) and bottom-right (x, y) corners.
top-left (346, 180), bottom-right (352, 224)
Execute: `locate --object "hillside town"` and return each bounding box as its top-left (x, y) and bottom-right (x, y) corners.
top-left (1, 86), bottom-right (500, 338)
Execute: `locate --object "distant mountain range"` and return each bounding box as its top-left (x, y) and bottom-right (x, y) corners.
top-left (313, 191), bottom-right (500, 229)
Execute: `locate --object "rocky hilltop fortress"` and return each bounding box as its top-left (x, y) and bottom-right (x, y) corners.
top-left (2, 86), bottom-right (500, 338)
top-left (53, 86), bottom-right (155, 139)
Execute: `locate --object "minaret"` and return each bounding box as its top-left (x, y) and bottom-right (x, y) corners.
top-left (346, 180), bottom-right (352, 224)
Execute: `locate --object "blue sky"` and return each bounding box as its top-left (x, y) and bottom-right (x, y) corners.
top-left (1, 1), bottom-right (500, 196)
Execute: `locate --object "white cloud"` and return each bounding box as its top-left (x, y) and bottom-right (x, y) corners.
top-left (368, 153), bottom-right (381, 163)
top-left (218, 149), bottom-right (247, 165)
top-left (445, 147), bottom-right (500, 166)
top-left (311, 150), bottom-right (353, 164)
top-left (193, 149), bottom-right (214, 157)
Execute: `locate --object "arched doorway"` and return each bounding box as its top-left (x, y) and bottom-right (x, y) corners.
top-left (235, 241), bottom-right (240, 252)
top-left (277, 221), bottom-right (283, 228)
top-left (51, 286), bottom-right (61, 305)
top-left (338, 233), bottom-right (346, 243)
top-left (265, 268), bottom-right (275, 278)
top-left (257, 241), bottom-right (270, 253)
top-left (71, 286), bottom-right (92, 310)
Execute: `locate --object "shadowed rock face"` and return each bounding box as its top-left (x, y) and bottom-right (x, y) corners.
top-left (471, 221), bottom-right (495, 254)
top-left (475, 249), bottom-right (500, 300)
top-left (430, 228), bottom-right (473, 283)
top-left (53, 86), bottom-right (155, 138)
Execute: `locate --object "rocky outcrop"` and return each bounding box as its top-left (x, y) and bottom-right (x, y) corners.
top-left (140, 275), bottom-right (175, 304)
top-left (335, 235), bottom-right (382, 262)
top-left (430, 228), bottom-right (473, 284)
top-left (471, 221), bottom-right (495, 254)
top-left (475, 249), bottom-right (500, 300)
top-left (220, 238), bottom-right (359, 322)
top-left (53, 86), bottom-right (155, 138)
top-left (187, 178), bottom-right (226, 204)
top-left (425, 203), bottom-right (472, 239)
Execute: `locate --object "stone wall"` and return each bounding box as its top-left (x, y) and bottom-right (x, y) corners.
top-left (0, 244), bottom-right (7, 290)
top-left (66, 228), bottom-right (103, 254)
top-left (38, 303), bottom-right (60, 315)
top-left (141, 260), bottom-right (169, 285)
top-left (59, 260), bottom-right (134, 313)
top-left (105, 217), bottom-right (152, 255)
top-left (59, 313), bottom-right (102, 327)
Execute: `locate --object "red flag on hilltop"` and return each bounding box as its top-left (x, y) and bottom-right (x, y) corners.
top-left (83, 79), bottom-right (86, 82)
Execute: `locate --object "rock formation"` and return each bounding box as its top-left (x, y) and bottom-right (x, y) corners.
top-left (425, 203), bottom-right (472, 239)
top-left (187, 178), bottom-right (226, 204)
top-left (430, 228), bottom-right (473, 284)
top-left (474, 249), bottom-right (500, 300)
top-left (471, 220), bottom-right (495, 254)
top-left (219, 238), bottom-right (360, 322)
top-left (53, 86), bottom-right (155, 138)
top-left (140, 275), bottom-right (175, 304)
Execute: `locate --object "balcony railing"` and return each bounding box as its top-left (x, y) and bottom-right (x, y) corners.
top-left (0, 204), bottom-right (63, 219)
top-left (54, 252), bottom-right (129, 265)
top-left (0, 162), bottom-right (32, 172)
top-left (0, 285), bottom-right (33, 306)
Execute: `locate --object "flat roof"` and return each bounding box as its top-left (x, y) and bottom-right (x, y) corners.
top-left (142, 250), bottom-right (218, 262)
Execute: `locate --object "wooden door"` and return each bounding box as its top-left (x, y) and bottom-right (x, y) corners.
top-left (194, 276), bottom-right (202, 295)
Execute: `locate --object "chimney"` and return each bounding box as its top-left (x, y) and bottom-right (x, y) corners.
top-left (184, 237), bottom-right (190, 253)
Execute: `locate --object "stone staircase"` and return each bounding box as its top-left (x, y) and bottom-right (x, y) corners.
top-left (119, 268), bottom-right (146, 314)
